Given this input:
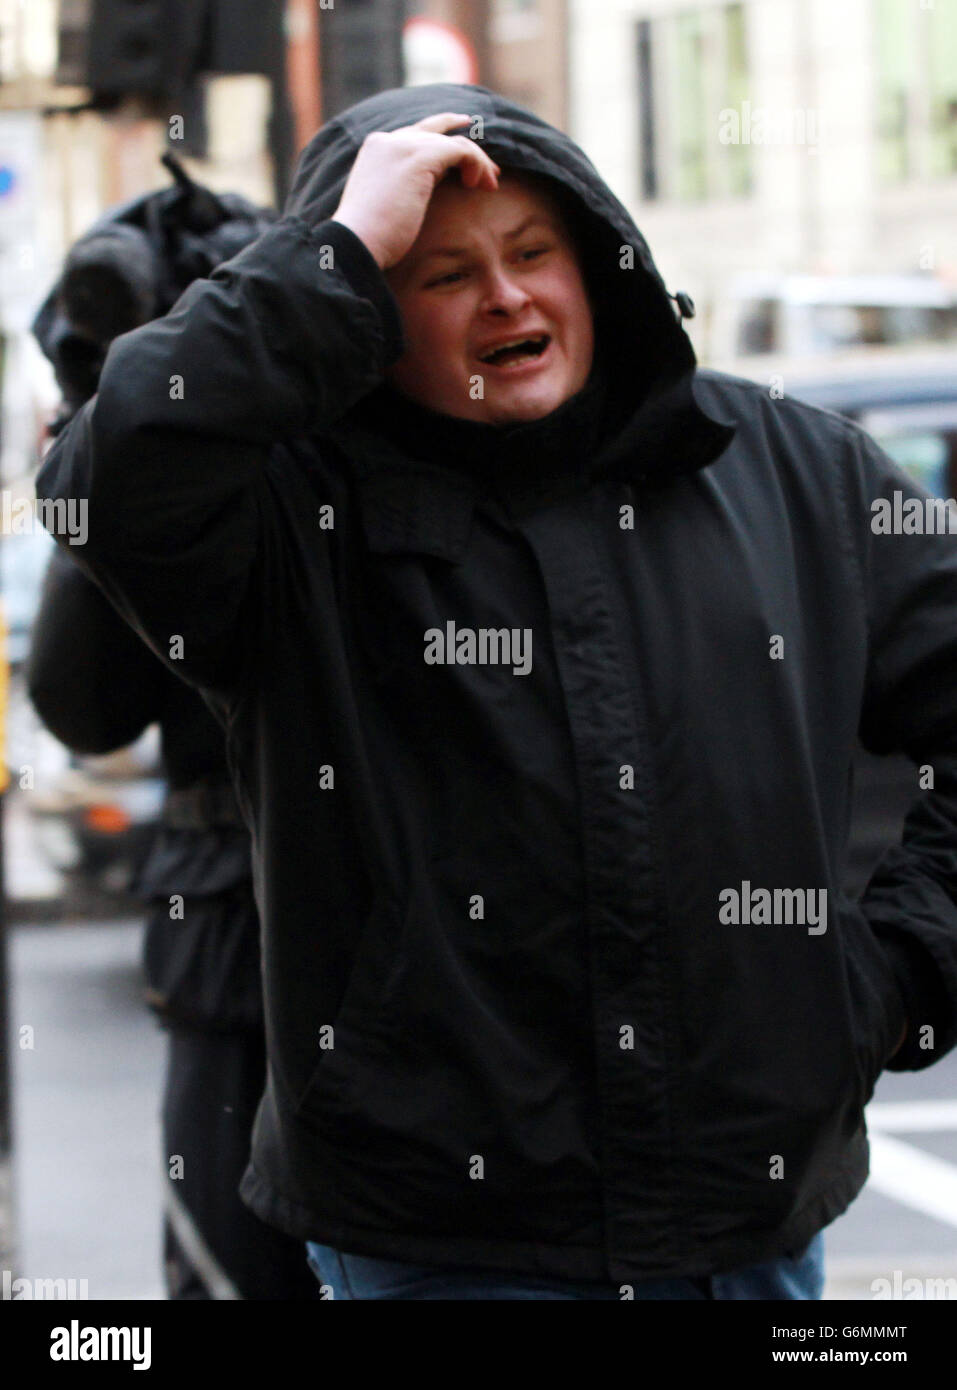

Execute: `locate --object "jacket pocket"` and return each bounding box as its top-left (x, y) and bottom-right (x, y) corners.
top-left (292, 895), bottom-right (404, 1116)
top-left (836, 899), bottom-right (907, 1106)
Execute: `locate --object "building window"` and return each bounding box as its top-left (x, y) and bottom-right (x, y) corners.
top-left (491, 0), bottom-right (542, 45)
top-left (636, 19), bottom-right (658, 199)
top-left (673, 9), bottom-right (708, 199)
top-left (875, 0), bottom-right (957, 182)
top-left (724, 2), bottom-right (750, 195)
top-left (638, 3), bottom-right (752, 204)
top-left (928, 1), bottom-right (957, 177)
top-left (875, 0), bottom-right (916, 181)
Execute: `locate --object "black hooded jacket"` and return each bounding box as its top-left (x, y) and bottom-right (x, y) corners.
top-left (35, 84), bottom-right (957, 1281)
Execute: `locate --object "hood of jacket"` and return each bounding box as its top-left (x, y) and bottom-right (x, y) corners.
top-left (283, 84), bottom-right (735, 491)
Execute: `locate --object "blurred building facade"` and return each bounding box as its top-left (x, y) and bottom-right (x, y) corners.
top-left (566, 0), bottom-right (957, 352)
top-left (486, 0), bottom-right (567, 129)
top-left (0, 0), bottom-right (281, 480)
top-left (4, 0), bottom-right (954, 439)
top-left (409, 1), bottom-right (568, 128)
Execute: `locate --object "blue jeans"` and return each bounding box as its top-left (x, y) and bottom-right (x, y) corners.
top-left (305, 1231), bottom-right (826, 1300)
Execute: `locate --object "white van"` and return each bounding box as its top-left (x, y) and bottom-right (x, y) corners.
top-left (708, 273), bottom-right (957, 370)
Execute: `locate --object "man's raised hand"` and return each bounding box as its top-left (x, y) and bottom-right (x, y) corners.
top-left (330, 113), bottom-right (501, 271)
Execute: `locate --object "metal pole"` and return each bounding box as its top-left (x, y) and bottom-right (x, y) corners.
top-left (286, 0), bottom-right (323, 156)
top-left (0, 594), bottom-right (15, 1279)
top-left (269, 1), bottom-right (297, 208)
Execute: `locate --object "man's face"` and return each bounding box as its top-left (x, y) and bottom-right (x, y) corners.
top-left (384, 173), bottom-right (594, 426)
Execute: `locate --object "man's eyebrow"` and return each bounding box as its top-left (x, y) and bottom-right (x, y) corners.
top-left (418, 216), bottom-right (555, 263)
top-left (503, 214), bottom-right (553, 240)
top-left (419, 246), bottom-right (471, 261)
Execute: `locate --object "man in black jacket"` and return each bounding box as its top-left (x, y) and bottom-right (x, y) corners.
top-left (35, 85), bottom-right (957, 1298)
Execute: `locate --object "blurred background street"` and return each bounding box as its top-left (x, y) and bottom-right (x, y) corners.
top-left (1, 0), bottom-right (956, 1300)
top-left (10, 918), bottom-right (165, 1300)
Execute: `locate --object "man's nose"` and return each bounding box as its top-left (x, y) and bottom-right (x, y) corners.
top-left (480, 266), bottom-right (532, 315)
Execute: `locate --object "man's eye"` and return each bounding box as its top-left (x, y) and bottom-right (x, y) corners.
top-left (519, 246), bottom-right (550, 262)
top-left (425, 270), bottom-right (466, 288)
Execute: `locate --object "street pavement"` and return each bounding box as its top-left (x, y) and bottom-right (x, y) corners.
top-left (6, 917), bottom-right (957, 1301)
top-left (8, 920), bottom-right (165, 1300)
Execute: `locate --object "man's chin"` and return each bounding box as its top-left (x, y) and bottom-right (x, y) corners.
top-left (390, 377), bottom-right (574, 427)
top-left (482, 385), bottom-right (570, 428)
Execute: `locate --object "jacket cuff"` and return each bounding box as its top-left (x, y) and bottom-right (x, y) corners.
top-left (875, 928), bottom-right (951, 1070)
top-left (310, 218), bottom-right (405, 363)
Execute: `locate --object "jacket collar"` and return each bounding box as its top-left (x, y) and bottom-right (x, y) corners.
top-left (354, 463), bottom-right (478, 562)
top-left (328, 368), bottom-right (736, 560)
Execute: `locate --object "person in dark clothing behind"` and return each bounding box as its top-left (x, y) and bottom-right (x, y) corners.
top-left (27, 165), bottom-right (318, 1300)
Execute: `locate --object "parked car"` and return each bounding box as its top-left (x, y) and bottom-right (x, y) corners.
top-left (1, 495), bottom-right (164, 904)
top-left (1, 509), bottom-right (56, 669)
top-left (26, 728), bottom-right (165, 898)
top-left (709, 274), bottom-right (957, 369)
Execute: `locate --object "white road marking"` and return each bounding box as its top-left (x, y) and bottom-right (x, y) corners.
top-left (868, 1099), bottom-right (957, 1133)
top-left (866, 1131), bottom-right (957, 1231)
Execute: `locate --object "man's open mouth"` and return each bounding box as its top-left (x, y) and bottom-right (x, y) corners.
top-left (477, 334), bottom-right (551, 367)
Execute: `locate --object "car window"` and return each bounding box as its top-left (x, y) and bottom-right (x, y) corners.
top-left (872, 430), bottom-right (949, 495)
top-left (809, 304), bottom-right (957, 352)
top-left (860, 403), bottom-right (957, 499)
top-left (1, 525), bottom-right (56, 663)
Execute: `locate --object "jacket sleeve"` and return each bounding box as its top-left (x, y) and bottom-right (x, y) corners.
top-left (34, 216), bottom-right (403, 696)
top-left (847, 423), bottom-right (957, 1070)
top-left (27, 543), bottom-right (166, 754)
